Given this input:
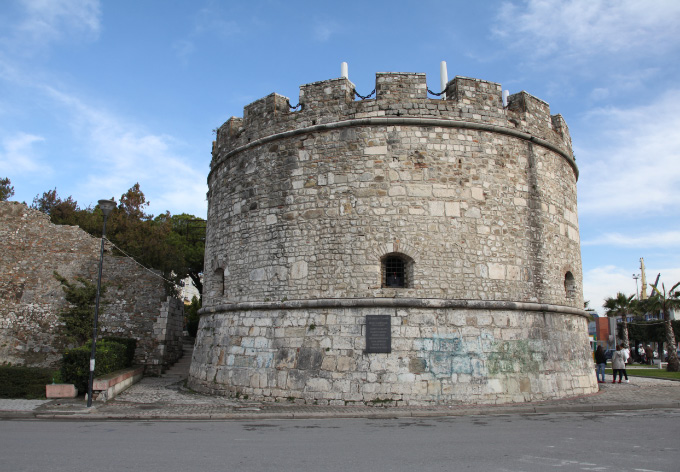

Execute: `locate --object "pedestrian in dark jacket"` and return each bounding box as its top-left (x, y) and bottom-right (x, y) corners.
top-left (594, 345), bottom-right (607, 383)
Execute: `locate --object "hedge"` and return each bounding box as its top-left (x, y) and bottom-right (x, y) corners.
top-left (61, 341), bottom-right (128, 393)
top-left (617, 320), bottom-right (680, 345)
top-left (102, 336), bottom-right (137, 366)
top-left (0, 366), bottom-right (56, 399)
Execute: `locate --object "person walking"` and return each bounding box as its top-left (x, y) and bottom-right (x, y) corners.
top-left (621, 344), bottom-right (630, 383)
top-left (611, 344), bottom-right (625, 383)
top-left (645, 345), bottom-right (654, 365)
top-left (594, 345), bottom-right (607, 383)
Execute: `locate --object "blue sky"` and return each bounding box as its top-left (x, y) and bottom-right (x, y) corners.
top-left (1, 0), bottom-right (679, 312)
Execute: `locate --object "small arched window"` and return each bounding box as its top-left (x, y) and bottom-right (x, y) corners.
top-left (564, 271), bottom-right (575, 299)
top-left (381, 253), bottom-right (413, 288)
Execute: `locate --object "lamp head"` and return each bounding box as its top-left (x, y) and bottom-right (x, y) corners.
top-left (98, 198), bottom-right (116, 217)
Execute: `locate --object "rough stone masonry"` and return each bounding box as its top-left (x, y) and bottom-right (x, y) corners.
top-left (0, 201), bottom-right (184, 374)
top-left (188, 72), bottom-right (596, 405)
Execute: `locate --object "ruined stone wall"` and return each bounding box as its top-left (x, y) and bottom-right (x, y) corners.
top-left (190, 72), bottom-right (594, 405)
top-left (0, 202), bottom-right (183, 371)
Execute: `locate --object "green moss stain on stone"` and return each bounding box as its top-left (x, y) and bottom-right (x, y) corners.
top-left (415, 335), bottom-right (487, 378)
top-left (487, 340), bottom-right (543, 375)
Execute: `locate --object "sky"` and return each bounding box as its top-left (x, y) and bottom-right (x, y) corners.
top-left (1, 0), bottom-right (678, 313)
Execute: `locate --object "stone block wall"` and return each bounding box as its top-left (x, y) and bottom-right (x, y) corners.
top-left (0, 202), bottom-right (184, 372)
top-left (190, 302), bottom-right (596, 405)
top-left (204, 72), bottom-right (581, 308)
top-left (191, 71), bottom-right (595, 405)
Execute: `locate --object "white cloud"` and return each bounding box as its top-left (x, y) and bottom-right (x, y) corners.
top-left (173, 39), bottom-right (195, 64)
top-left (494, 0), bottom-right (680, 59)
top-left (583, 231), bottom-right (680, 248)
top-left (0, 132), bottom-right (46, 174)
top-left (193, 5), bottom-right (240, 37)
top-left (171, 4), bottom-right (240, 63)
top-left (313, 20), bottom-right (339, 42)
top-left (577, 89), bottom-right (680, 216)
top-left (41, 85), bottom-right (208, 217)
top-left (584, 265), bottom-right (680, 314)
top-left (4, 0), bottom-right (101, 53)
top-left (583, 265), bottom-right (636, 314)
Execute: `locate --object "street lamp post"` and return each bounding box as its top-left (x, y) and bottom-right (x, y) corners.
top-left (87, 198), bottom-right (116, 407)
top-left (633, 274), bottom-right (640, 300)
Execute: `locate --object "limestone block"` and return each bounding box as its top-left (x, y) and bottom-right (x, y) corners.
top-left (321, 355), bottom-right (336, 371)
top-left (488, 263), bottom-right (506, 280)
top-left (429, 201), bottom-right (445, 216)
top-left (336, 356), bottom-right (355, 371)
top-left (445, 201), bottom-right (460, 217)
top-left (306, 377), bottom-right (331, 392)
top-left (406, 185), bottom-right (432, 197)
top-left (291, 261), bottom-right (308, 279)
top-left (364, 146), bottom-right (387, 155)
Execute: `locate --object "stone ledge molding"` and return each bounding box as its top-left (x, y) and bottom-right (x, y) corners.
top-left (200, 297), bottom-right (588, 318)
top-left (209, 116), bottom-right (578, 181)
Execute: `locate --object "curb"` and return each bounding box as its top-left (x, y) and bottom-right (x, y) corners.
top-left (13, 401), bottom-right (680, 422)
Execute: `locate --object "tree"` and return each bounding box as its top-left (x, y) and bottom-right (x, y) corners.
top-left (647, 282), bottom-right (680, 372)
top-left (118, 182), bottom-right (149, 220)
top-left (583, 300), bottom-right (597, 321)
top-left (165, 213), bottom-right (205, 298)
top-left (0, 177), bottom-right (14, 201)
top-left (53, 272), bottom-right (105, 346)
top-left (32, 183), bottom-right (205, 299)
top-left (603, 292), bottom-right (636, 349)
top-left (185, 296), bottom-right (201, 337)
top-left (30, 188), bottom-right (80, 225)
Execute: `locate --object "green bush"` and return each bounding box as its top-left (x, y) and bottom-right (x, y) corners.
top-left (53, 272), bottom-right (106, 345)
top-left (0, 366), bottom-right (57, 399)
top-left (102, 337), bottom-right (137, 367)
top-left (185, 296), bottom-right (201, 337)
top-left (61, 341), bottom-right (127, 392)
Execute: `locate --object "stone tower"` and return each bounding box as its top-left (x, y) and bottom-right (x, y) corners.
top-left (188, 71), bottom-right (596, 405)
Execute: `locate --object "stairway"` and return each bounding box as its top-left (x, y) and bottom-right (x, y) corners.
top-left (162, 337), bottom-right (195, 382)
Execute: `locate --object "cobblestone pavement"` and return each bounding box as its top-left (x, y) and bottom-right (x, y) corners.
top-left (0, 399), bottom-right (51, 411)
top-left (1, 374), bottom-right (678, 421)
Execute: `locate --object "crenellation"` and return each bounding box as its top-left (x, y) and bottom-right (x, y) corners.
top-left (445, 76), bottom-right (503, 116)
top-left (243, 93), bottom-right (290, 133)
top-left (211, 73), bottom-right (574, 176)
top-left (299, 77), bottom-right (355, 111)
top-left (376, 72), bottom-right (427, 100)
top-left (506, 91), bottom-right (553, 139)
top-left (550, 113), bottom-right (573, 155)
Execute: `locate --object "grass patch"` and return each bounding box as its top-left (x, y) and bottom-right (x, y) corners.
top-left (605, 368), bottom-right (680, 380)
top-left (0, 366), bottom-right (59, 399)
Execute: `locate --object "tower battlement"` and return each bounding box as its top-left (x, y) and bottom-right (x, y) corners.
top-left (212, 72), bottom-right (574, 175)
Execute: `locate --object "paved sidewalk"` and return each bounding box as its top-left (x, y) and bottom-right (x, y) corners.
top-left (2, 375), bottom-right (679, 421)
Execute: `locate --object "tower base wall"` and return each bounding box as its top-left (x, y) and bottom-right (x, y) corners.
top-left (188, 300), bottom-right (597, 405)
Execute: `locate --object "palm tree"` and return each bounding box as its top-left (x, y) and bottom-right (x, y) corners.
top-left (603, 293), bottom-right (636, 349)
top-left (647, 282), bottom-right (680, 372)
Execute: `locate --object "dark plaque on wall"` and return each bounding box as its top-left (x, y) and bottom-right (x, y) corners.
top-left (365, 315), bottom-right (391, 353)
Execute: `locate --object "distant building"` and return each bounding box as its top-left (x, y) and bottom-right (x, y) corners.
top-left (179, 277), bottom-right (201, 303)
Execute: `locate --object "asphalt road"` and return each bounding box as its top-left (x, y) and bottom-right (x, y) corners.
top-left (2, 410), bottom-right (678, 472)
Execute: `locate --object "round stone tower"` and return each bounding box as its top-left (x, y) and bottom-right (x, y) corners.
top-left (189, 71), bottom-right (597, 405)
